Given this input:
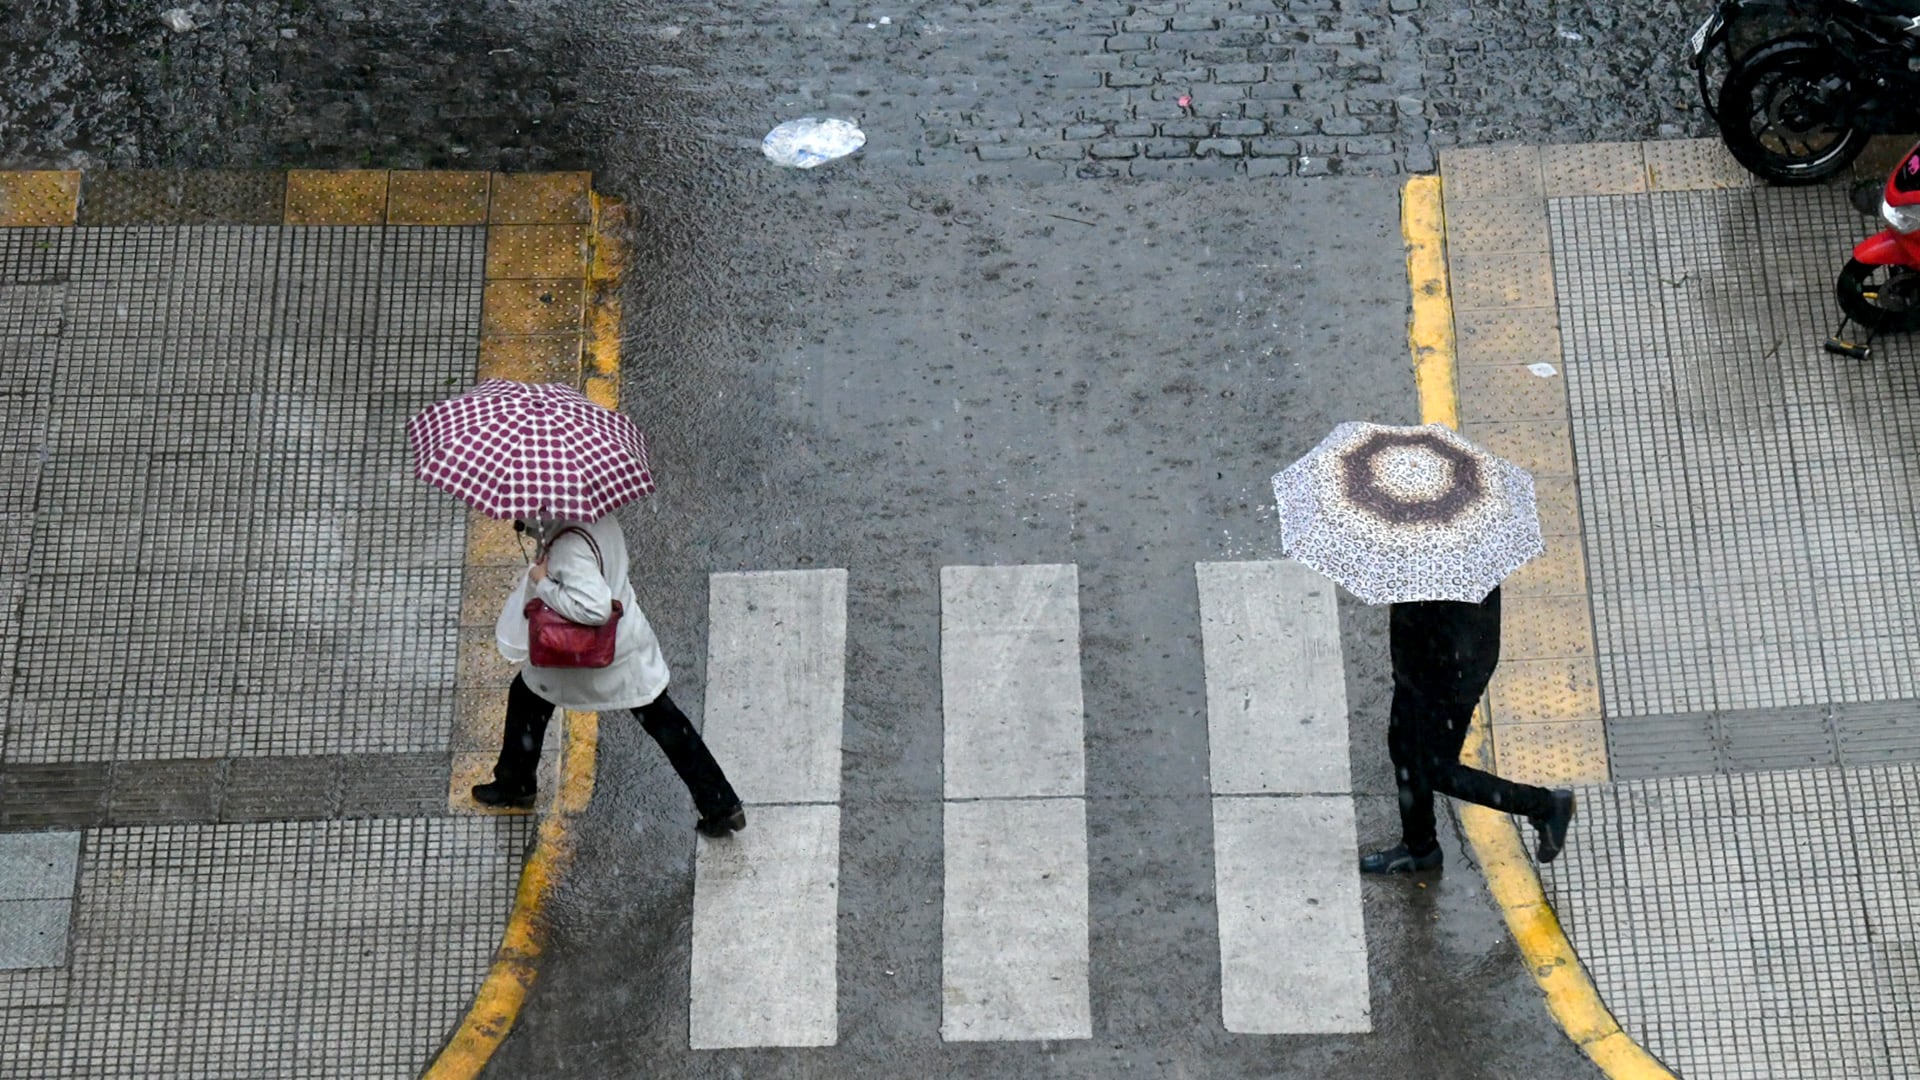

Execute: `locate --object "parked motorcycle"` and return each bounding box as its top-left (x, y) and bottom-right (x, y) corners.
top-left (1688, 0), bottom-right (1822, 120)
top-left (1702, 0), bottom-right (1920, 185)
top-left (1825, 140), bottom-right (1920, 359)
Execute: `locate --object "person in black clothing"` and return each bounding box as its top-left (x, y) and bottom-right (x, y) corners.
top-left (1360, 587), bottom-right (1576, 874)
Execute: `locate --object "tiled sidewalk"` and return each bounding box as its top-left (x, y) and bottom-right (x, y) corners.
top-left (0, 170), bottom-right (610, 1076)
top-left (1443, 139), bottom-right (1920, 1078)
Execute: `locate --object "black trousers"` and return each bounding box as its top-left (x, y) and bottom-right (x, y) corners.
top-left (495, 673), bottom-right (741, 818)
top-left (1388, 682), bottom-right (1556, 855)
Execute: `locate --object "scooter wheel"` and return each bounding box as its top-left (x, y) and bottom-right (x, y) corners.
top-left (1716, 41), bottom-right (1867, 185)
top-left (1836, 259), bottom-right (1920, 335)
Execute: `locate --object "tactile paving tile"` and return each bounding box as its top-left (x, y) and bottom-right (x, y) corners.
top-left (1442, 196), bottom-right (1551, 254)
top-left (1457, 362), bottom-right (1569, 423)
top-left (1461, 419), bottom-right (1574, 476)
top-left (1448, 249), bottom-right (1555, 310)
top-left (481, 278), bottom-right (585, 336)
top-left (488, 171), bottom-right (592, 224)
top-left (385, 171), bottom-right (491, 226)
top-left (1541, 141), bottom-right (1648, 197)
top-left (477, 334), bottom-right (582, 384)
top-left (1491, 719), bottom-right (1609, 785)
top-left (283, 169), bottom-right (390, 225)
top-left (1452, 306), bottom-right (1560, 365)
top-left (1719, 705), bottom-right (1838, 771)
top-left (485, 223), bottom-right (590, 279)
top-left (1503, 534), bottom-right (1588, 596)
top-left (0, 172), bottom-right (80, 227)
top-left (1834, 700), bottom-right (1920, 767)
top-left (1643, 138), bottom-right (1756, 192)
top-left (1490, 656), bottom-right (1603, 723)
top-left (1440, 145), bottom-right (1542, 201)
top-left (77, 171), bottom-right (285, 225)
top-left (1500, 594), bottom-right (1596, 661)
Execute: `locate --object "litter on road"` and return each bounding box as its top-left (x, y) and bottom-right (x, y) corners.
top-left (763, 118), bottom-right (867, 168)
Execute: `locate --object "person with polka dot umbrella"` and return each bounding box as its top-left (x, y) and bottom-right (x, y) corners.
top-left (407, 380), bottom-right (746, 836)
top-left (1272, 422), bottom-right (1574, 877)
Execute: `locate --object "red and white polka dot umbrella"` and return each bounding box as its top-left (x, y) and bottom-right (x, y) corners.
top-left (406, 380), bottom-right (655, 520)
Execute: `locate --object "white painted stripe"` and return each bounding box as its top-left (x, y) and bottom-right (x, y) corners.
top-left (1213, 796), bottom-right (1370, 1034)
top-left (703, 569), bottom-right (848, 804)
top-left (939, 564), bottom-right (1085, 800)
top-left (1196, 560), bottom-right (1350, 795)
top-left (941, 798), bottom-right (1092, 1042)
top-left (1199, 559), bottom-right (1371, 1034)
top-left (692, 569), bottom-right (846, 1049)
top-left (691, 804), bottom-right (841, 1049)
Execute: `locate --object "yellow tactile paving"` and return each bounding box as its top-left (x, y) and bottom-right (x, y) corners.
top-left (457, 626), bottom-right (520, 688)
top-left (1439, 145), bottom-right (1543, 201)
top-left (485, 224), bottom-right (590, 280)
top-left (1449, 249), bottom-right (1557, 310)
top-left (0, 171), bottom-right (81, 226)
top-left (1442, 196), bottom-right (1552, 254)
top-left (465, 511), bottom-right (530, 567)
top-left (1502, 595), bottom-right (1596, 660)
top-left (1643, 140), bottom-right (1753, 192)
top-left (489, 171), bottom-right (593, 224)
top-left (452, 688), bottom-right (509, 753)
top-left (1542, 141), bottom-right (1648, 197)
top-left (1458, 363), bottom-right (1573, 424)
top-left (283, 169), bottom-right (390, 225)
top-left (1464, 419), bottom-right (1576, 477)
top-left (387, 170), bottom-right (492, 225)
top-left (481, 279), bottom-right (586, 337)
top-left (477, 335), bottom-right (583, 384)
top-left (460, 565), bottom-right (525, 626)
top-left (1454, 307), bottom-right (1562, 366)
top-left (1504, 535), bottom-right (1590, 596)
top-left (1489, 657), bottom-right (1604, 723)
top-left (1492, 720), bottom-right (1611, 786)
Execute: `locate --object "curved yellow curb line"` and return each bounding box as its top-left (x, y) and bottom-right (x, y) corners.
top-left (1401, 174), bottom-right (1677, 1080)
top-left (424, 192), bottom-right (628, 1079)
top-left (424, 712), bottom-right (600, 1078)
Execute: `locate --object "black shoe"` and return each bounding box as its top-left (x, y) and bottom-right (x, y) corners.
top-left (1359, 844), bottom-right (1443, 875)
top-left (470, 780), bottom-right (536, 809)
top-left (1533, 790), bottom-right (1576, 864)
top-left (696, 805), bottom-right (747, 838)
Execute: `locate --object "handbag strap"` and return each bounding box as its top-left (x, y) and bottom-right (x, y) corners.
top-left (546, 526), bottom-right (606, 578)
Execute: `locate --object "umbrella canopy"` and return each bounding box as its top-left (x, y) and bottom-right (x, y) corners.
top-left (407, 380), bottom-right (655, 520)
top-left (1271, 422), bottom-right (1543, 604)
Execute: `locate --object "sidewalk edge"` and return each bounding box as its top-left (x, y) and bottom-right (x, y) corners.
top-left (1401, 174), bottom-right (1677, 1080)
top-left (422, 191), bottom-right (627, 1079)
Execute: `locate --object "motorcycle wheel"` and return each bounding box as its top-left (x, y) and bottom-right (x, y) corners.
top-left (1836, 259), bottom-right (1920, 334)
top-left (1716, 42), bottom-right (1867, 184)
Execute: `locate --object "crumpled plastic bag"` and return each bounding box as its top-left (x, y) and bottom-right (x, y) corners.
top-left (762, 118), bottom-right (866, 168)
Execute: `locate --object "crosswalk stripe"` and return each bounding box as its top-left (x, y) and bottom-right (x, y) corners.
top-left (939, 564), bottom-right (1092, 1042)
top-left (1197, 560), bottom-right (1371, 1035)
top-left (939, 563), bottom-right (1086, 799)
top-left (690, 570), bottom-right (848, 1049)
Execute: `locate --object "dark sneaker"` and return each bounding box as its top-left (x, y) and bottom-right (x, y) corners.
top-left (1359, 844), bottom-right (1443, 875)
top-left (696, 806), bottom-right (747, 838)
top-left (1533, 790), bottom-right (1576, 864)
top-left (470, 780), bottom-right (536, 809)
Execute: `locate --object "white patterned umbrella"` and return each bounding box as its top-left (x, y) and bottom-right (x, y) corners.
top-left (1271, 422), bottom-right (1543, 604)
top-left (406, 380), bottom-right (655, 520)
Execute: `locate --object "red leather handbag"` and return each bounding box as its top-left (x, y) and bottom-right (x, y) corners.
top-left (523, 527), bottom-right (623, 669)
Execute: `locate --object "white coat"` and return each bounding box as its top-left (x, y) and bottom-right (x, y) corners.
top-left (494, 514), bottom-right (671, 711)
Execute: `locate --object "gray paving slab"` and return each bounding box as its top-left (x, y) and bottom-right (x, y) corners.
top-left (0, 899), bottom-right (71, 970)
top-left (0, 832), bottom-right (79, 901)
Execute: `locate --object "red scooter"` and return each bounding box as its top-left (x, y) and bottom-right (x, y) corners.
top-left (1826, 140), bottom-right (1920, 359)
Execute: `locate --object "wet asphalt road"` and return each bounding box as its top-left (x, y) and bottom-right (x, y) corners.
top-left (489, 171), bottom-right (1593, 1077)
top-left (0, 2), bottom-right (1646, 1075)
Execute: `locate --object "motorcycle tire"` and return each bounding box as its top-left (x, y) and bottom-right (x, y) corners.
top-left (1716, 41), bottom-right (1868, 184)
top-left (1836, 259), bottom-right (1920, 334)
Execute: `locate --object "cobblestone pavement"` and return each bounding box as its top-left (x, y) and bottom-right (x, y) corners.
top-left (3, 1), bottom-right (1710, 177)
top-left (1443, 140), bottom-right (1920, 1079)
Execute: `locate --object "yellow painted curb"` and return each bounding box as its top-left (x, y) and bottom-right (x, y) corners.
top-left (1404, 177), bottom-right (1677, 1080)
top-left (424, 188), bottom-right (627, 1078)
